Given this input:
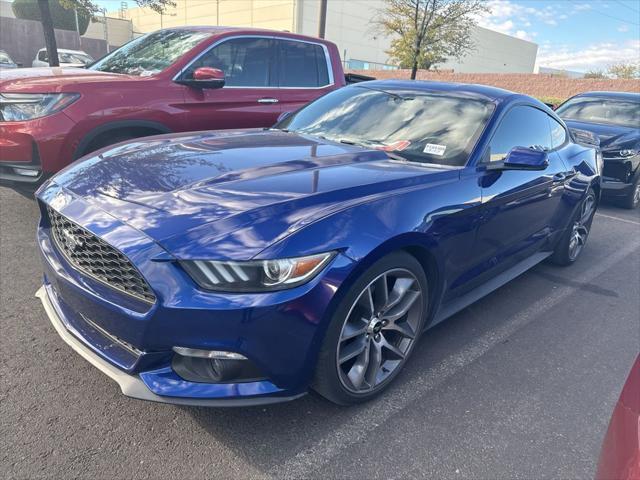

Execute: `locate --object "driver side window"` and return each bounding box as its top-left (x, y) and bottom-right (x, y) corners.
top-left (188, 37), bottom-right (276, 87)
top-left (488, 106), bottom-right (553, 162)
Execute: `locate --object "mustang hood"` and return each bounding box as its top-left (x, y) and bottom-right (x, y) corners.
top-left (564, 120), bottom-right (639, 152)
top-left (46, 130), bottom-right (450, 260)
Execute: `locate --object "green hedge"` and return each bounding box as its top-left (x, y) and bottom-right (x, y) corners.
top-left (12, 0), bottom-right (90, 35)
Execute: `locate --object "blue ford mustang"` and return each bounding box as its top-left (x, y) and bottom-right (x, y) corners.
top-left (35, 81), bottom-right (601, 406)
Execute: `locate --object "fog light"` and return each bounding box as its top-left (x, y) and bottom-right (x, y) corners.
top-left (172, 346), bottom-right (247, 360)
top-left (12, 167), bottom-right (40, 177)
top-left (172, 347), bottom-right (265, 383)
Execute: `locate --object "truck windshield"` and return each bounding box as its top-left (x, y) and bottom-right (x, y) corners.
top-left (277, 85), bottom-right (494, 167)
top-left (89, 30), bottom-right (211, 76)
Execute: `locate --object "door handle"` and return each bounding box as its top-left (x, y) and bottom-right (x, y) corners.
top-left (553, 170), bottom-right (577, 182)
top-left (258, 98), bottom-right (279, 104)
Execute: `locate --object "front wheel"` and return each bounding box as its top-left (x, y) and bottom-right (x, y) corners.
top-left (621, 178), bottom-right (640, 209)
top-left (550, 188), bottom-right (597, 266)
top-left (313, 252), bottom-right (428, 405)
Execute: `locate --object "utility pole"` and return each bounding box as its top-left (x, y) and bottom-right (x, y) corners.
top-left (318, 0), bottom-right (327, 38)
top-left (102, 9), bottom-right (110, 53)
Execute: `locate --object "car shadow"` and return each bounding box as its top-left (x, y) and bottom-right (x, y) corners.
top-left (179, 262), bottom-right (565, 474)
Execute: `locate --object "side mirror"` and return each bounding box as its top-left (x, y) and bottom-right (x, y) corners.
top-left (276, 111), bottom-right (292, 123)
top-left (503, 147), bottom-right (549, 171)
top-left (177, 67), bottom-right (225, 89)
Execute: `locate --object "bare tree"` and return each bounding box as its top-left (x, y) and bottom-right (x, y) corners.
top-left (607, 62), bottom-right (640, 79)
top-left (376, 0), bottom-right (488, 79)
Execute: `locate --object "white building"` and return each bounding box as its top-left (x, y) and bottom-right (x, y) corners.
top-left (114, 0), bottom-right (538, 73)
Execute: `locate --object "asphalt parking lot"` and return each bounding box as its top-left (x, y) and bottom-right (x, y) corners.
top-left (1, 185), bottom-right (638, 479)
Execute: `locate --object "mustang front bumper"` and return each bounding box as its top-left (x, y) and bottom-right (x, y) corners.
top-left (36, 284), bottom-right (306, 407)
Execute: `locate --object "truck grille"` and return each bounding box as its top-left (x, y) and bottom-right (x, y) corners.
top-left (47, 207), bottom-right (156, 304)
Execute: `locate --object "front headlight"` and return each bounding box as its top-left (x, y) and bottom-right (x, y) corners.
top-left (618, 149), bottom-right (638, 158)
top-left (0, 93), bottom-right (80, 121)
top-left (181, 252), bottom-right (336, 292)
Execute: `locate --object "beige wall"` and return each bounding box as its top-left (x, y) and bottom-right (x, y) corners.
top-left (118, 0), bottom-right (296, 33)
top-left (84, 17), bottom-right (134, 47)
top-left (0, 0), bottom-right (14, 18)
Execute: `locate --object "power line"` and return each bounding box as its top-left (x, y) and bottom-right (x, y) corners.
top-left (569, 0), bottom-right (640, 26)
top-left (613, 0), bottom-right (640, 14)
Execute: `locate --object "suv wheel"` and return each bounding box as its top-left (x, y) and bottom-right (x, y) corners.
top-left (622, 178), bottom-right (640, 209)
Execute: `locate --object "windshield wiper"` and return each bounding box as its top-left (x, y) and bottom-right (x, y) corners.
top-left (337, 138), bottom-right (409, 162)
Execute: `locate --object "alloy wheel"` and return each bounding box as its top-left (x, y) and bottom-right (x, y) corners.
top-left (568, 192), bottom-right (596, 261)
top-left (336, 268), bottom-right (423, 394)
top-left (633, 183), bottom-right (640, 208)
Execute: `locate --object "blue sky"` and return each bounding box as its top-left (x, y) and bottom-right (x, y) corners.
top-left (476, 0), bottom-right (640, 71)
top-left (95, 0), bottom-right (640, 73)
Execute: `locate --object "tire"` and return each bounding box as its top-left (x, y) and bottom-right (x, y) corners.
top-left (550, 187), bottom-right (597, 266)
top-left (313, 251), bottom-right (428, 405)
top-left (621, 177), bottom-right (640, 210)
top-left (88, 131), bottom-right (138, 154)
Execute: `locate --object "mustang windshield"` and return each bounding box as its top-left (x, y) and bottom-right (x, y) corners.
top-left (89, 30), bottom-right (211, 76)
top-left (556, 96), bottom-right (640, 128)
top-left (278, 86), bottom-right (494, 166)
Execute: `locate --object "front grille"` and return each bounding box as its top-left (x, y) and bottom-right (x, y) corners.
top-left (47, 207), bottom-right (156, 304)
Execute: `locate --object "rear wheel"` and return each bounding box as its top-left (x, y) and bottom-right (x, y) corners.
top-left (550, 188), bottom-right (597, 266)
top-left (313, 252), bottom-right (428, 405)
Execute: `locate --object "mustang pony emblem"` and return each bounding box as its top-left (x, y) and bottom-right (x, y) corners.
top-left (62, 228), bottom-right (83, 251)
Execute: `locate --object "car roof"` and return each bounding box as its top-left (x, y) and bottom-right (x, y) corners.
top-left (353, 79), bottom-right (523, 103)
top-left (572, 91), bottom-right (640, 101)
top-left (38, 48), bottom-right (89, 55)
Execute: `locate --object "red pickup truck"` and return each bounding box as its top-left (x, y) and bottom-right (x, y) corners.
top-left (0, 27), bottom-right (360, 190)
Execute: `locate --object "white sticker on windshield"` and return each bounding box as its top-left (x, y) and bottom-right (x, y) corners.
top-left (423, 143), bottom-right (447, 156)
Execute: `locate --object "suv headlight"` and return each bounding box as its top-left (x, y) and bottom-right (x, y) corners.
top-left (0, 93), bottom-right (80, 121)
top-left (181, 252), bottom-right (336, 292)
top-left (617, 149), bottom-right (638, 158)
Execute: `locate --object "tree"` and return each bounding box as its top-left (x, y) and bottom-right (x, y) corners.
top-left (376, 0), bottom-right (488, 79)
top-left (584, 69), bottom-right (607, 79)
top-left (13, 0), bottom-right (90, 34)
top-left (607, 62), bottom-right (639, 79)
top-left (13, 0), bottom-right (175, 67)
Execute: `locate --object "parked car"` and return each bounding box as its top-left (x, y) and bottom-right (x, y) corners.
top-left (32, 48), bottom-right (94, 68)
top-left (556, 91), bottom-right (640, 208)
top-left (0, 49), bottom-right (19, 69)
top-left (35, 81), bottom-right (601, 406)
top-left (0, 27), bottom-right (348, 190)
top-left (596, 355), bottom-right (640, 480)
